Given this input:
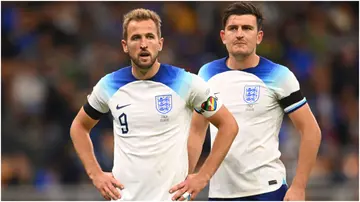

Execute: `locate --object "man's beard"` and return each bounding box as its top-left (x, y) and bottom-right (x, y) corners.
top-left (131, 52), bottom-right (158, 70)
top-left (231, 47), bottom-right (254, 59)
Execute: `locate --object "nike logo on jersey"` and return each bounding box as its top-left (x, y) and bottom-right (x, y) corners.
top-left (116, 104), bottom-right (131, 110)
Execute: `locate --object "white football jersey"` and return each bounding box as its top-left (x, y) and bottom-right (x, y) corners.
top-left (199, 57), bottom-right (306, 198)
top-left (84, 64), bottom-right (222, 200)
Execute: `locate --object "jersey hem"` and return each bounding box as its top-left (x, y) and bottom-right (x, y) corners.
top-left (209, 177), bottom-right (284, 198)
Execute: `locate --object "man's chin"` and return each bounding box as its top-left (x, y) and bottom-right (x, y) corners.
top-left (136, 62), bottom-right (153, 70)
top-left (131, 56), bottom-right (157, 69)
top-left (138, 66), bottom-right (152, 70)
top-left (232, 51), bottom-right (251, 57)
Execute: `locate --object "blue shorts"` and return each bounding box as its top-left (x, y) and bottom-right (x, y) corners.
top-left (208, 184), bottom-right (288, 201)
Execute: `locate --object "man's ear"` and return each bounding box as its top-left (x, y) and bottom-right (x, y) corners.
top-left (121, 39), bottom-right (128, 53)
top-left (256, 30), bottom-right (264, 45)
top-left (158, 37), bottom-right (164, 51)
top-left (220, 30), bottom-right (226, 45)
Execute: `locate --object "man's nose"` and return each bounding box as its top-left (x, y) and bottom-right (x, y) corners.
top-left (140, 39), bottom-right (148, 49)
top-left (236, 29), bottom-right (244, 38)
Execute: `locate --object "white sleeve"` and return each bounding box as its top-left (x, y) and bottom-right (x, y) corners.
top-left (188, 74), bottom-right (223, 118)
top-left (87, 75), bottom-right (111, 114)
top-left (275, 67), bottom-right (307, 114)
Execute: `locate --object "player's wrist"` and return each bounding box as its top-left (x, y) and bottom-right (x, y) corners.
top-left (87, 168), bottom-right (103, 180)
top-left (197, 169), bottom-right (212, 182)
top-left (291, 179), bottom-right (307, 189)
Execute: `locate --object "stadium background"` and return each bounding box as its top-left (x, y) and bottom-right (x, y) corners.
top-left (1, 1), bottom-right (359, 200)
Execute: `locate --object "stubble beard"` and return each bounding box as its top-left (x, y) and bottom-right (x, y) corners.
top-left (231, 46), bottom-right (255, 60)
top-left (130, 52), bottom-right (159, 75)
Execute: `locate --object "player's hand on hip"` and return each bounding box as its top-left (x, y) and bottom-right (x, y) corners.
top-left (91, 171), bottom-right (124, 201)
top-left (169, 173), bottom-right (209, 201)
top-left (283, 186), bottom-right (305, 201)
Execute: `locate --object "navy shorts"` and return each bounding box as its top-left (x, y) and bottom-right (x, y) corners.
top-left (209, 184), bottom-right (288, 201)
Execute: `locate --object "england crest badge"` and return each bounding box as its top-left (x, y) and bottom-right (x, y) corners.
top-left (243, 85), bottom-right (260, 104)
top-left (155, 95), bottom-right (172, 114)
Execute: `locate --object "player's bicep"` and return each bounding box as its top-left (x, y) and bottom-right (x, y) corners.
top-left (205, 105), bottom-right (235, 129)
top-left (190, 111), bottom-right (209, 137)
top-left (72, 107), bottom-right (100, 132)
top-left (288, 103), bottom-right (320, 136)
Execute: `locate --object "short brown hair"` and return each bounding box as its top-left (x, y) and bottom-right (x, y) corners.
top-left (123, 8), bottom-right (162, 40)
top-left (222, 2), bottom-right (264, 31)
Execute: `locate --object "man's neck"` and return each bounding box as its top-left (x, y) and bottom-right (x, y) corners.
top-left (226, 53), bottom-right (260, 70)
top-left (132, 61), bottom-right (161, 80)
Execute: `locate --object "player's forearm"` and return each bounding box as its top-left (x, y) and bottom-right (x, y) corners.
top-left (292, 127), bottom-right (321, 189)
top-left (197, 123), bottom-right (237, 181)
top-left (187, 133), bottom-right (205, 174)
top-left (70, 123), bottom-right (102, 179)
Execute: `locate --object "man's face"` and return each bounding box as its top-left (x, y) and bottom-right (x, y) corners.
top-left (121, 19), bottom-right (164, 69)
top-left (220, 14), bottom-right (263, 58)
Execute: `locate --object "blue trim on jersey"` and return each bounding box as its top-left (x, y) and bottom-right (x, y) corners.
top-left (198, 58), bottom-right (230, 82)
top-left (285, 97), bottom-right (307, 114)
top-left (150, 64), bottom-right (192, 99)
top-left (198, 56), bottom-right (290, 89)
top-left (241, 57), bottom-right (289, 88)
top-left (101, 66), bottom-right (136, 98)
top-left (102, 64), bottom-right (191, 100)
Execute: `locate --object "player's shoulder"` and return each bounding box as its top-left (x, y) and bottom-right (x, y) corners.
top-left (158, 63), bottom-right (207, 86)
top-left (201, 57), bottom-right (227, 70)
top-left (151, 63), bottom-right (188, 83)
top-left (260, 56), bottom-right (292, 74)
top-left (256, 57), bottom-right (299, 90)
top-left (158, 63), bottom-right (186, 78)
top-left (110, 65), bottom-right (134, 80)
top-left (97, 65), bottom-right (135, 89)
top-left (251, 56), bottom-right (295, 81)
top-left (198, 57), bottom-right (228, 81)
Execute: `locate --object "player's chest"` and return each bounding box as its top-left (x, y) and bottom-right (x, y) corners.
top-left (209, 74), bottom-right (276, 115)
top-left (107, 87), bottom-right (187, 130)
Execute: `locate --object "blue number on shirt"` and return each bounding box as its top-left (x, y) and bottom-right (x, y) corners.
top-left (118, 113), bottom-right (128, 134)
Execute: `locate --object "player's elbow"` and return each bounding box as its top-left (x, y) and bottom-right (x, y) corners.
top-left (310, 122), bottom-right (321, 142)
top-left (70, 116), bottom-right (87, 139)
top-left (224, 115), bottom-right (239, 138)
top-left (313, 124), bottom-right (322, 146)
top-left (70, 119), bottom-right (80, 139)
top-left (302, 123), bottom-right (322, 147)
top-left (232, 118), bottom-right (239, 137)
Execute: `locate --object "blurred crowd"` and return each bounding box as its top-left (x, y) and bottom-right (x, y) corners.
top-left (1, 1), bottom-right (359, 200)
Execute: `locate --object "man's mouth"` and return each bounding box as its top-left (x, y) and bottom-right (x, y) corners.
top-left (234, 42), bottom-right (246, 45)
top-left (139, 52), bottom-right (151, 58)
